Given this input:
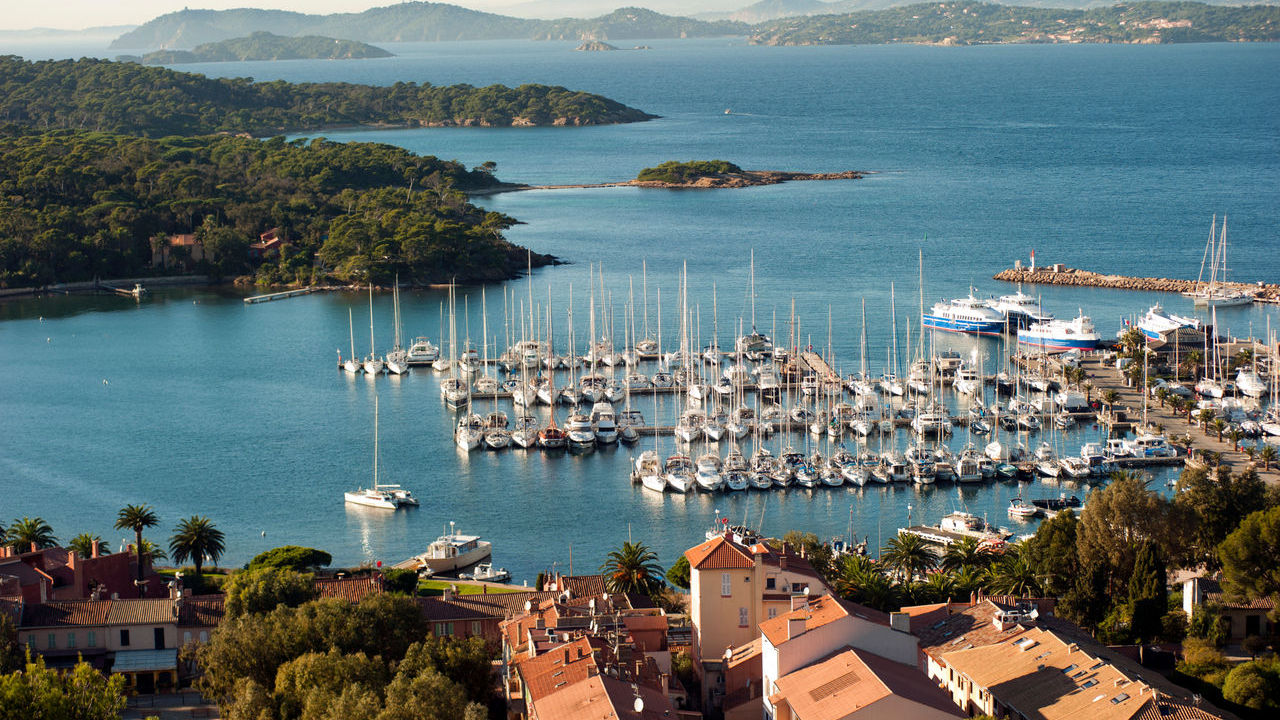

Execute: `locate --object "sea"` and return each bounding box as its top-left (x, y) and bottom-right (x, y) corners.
top-left (2, 38), bottom-right (1278, 582)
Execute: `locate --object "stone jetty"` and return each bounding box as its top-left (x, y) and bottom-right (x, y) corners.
top-left (993, 265), bottom-right (1280, 304)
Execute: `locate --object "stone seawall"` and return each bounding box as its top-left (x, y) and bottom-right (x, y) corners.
top-left (993, 268), bottom-right (1280, 303)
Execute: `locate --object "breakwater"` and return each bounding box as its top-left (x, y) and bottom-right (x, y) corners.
top-left (993, 266), bottom-right (1280, 303)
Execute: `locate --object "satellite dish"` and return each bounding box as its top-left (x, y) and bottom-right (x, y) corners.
top-left (803, 586), bottom-right (811, 597)
top-left (525, 600), bottom-right (533, 612)
top-left (633, 697), bottom-right (644, 713)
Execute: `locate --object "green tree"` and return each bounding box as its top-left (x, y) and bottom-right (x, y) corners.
top-left (1221, 657), bottom-right (1280, 711)
top-left (1127, 540), bottom-right (1167, 643)
top-left (940, 536), bottom-right (994, 573)
top-left (832, 555), bottom-right (899, 612)
top-left (0, 654), bottom-right (126, 719)
top-left (273, 648), bottom-right (388, 720)
top-left (917, 571), bottom-right (960, 603)
top-left (395, 637), bottom-right (494, 706)
top-left (1187, 602), bottom-right (1229, 647)
top-left (1059, 558), bottom-right (1109, 631)
top-left (67, 533), bottom-right (109, 558)
top-left (248, 545), bottom-right (333, 572)
top-left (666, 555), bottom-right (690, 590)
top-left (1210, 418), bottom-right (1226, 442)
top-left (5, 516), bottom-right (57, 552)
top-left (983, 548), bottom-right (1041, 598)
top-left (169, 515), bottom-right (226, 578)
top-left (382, 568), bottom-right (418, 595)
top-left (1259, 444), bottom-right (1278, 471)
top-left (1076, 470), bottom-right (1171, 597)
top-left (1102, 389), bottom-right (1121, 416)
top-left (223, 566), bottom-right (320, 618)
top-left (599, 541), bottom-right (665, 595)
top-left (1218, 505), bottom-right (1280, 609)
top-left (0, 613), bottom-right (21, 675)
top-left (1175, 466), bottom-right (1266, 568)
top-left (880, 533), bottom-right (935, 582)
top-left (1182, 349), bottom-right (1204, 381)
top-left (114, 503), bottom-right (158, 584)
top-left (1022, 509), bottom-right (1079, 597)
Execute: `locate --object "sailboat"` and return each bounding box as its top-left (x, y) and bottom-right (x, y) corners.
top-left (736, 250), bottom-right (773, 358)
top-left (345, 396), bottom-right (417, 509)
top-left (1185, 214), bottom-right (1253, 308)
top-left (363, 285), bottom-right (385, 375)
top-left (385, 277), bottom-right (409, 375)
top-left (440, 284), bottom-right (469, 409)
top-left (343, 309), bottom-right (362, 374)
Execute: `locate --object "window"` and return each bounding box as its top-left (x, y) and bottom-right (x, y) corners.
top-left (1081, 679), bottom-right (1098, 689)
top-left (471, 621), bottom-right (482, 637)
top-left (120, 629), bottom-right (130, 647)
top-left (67, 633), bottom-right (76, 648)
top-left (184, 632), bottom-right (192, 645)
top-left (47, 634), bottom-right (56, 649)
top-left (738, 607), bottom-right (748, 628)
top-left (767, 607), bottom-right (777, 619)
top-left (87, 631), bottom-right (96, 648)
top-left (1111, 693), bottom-right (1130, 705)
top-left (435, 622), bottom-right (454, 636)
top-left (765, 576), bottom-right (776, 590)
top-left (199, 631), bottom-right (208, 643)
top-left (721, 573), bottom-right (732, 597)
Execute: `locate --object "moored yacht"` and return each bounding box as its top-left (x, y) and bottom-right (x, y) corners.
top-left (922, 293), bottom-right (1005, 335)
top-left (413, 522), bottom-right (492, 575)
top-left (1017, 312), bottom-right (1100, 353)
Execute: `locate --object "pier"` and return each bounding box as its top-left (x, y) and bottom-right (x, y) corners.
top-left (244, 287), bottom-right (315, 304)
top-left (993, 264), bottom-right (1280, 304)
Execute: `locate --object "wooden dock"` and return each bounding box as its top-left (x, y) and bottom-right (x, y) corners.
top-left (245, 287), bottom-right (314, 304)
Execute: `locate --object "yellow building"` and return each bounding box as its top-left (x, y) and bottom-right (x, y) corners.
top-left (684, 532), bottom-right (821, 711)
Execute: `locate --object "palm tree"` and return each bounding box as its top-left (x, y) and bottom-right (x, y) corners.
top-left (1119, 327), bottom-right (1145, 358)
top-left (114, 504), bottom-right (158, 583)
top-left (6, 517), bottom-right (56, 552)
top-left (599, 541), bottom-right (665, 595)
top-left (1102, 389), bottom-right (1120, 416)
top-left (940, 536), bottom-right (993, 573)
top-left (1259, 444), bottom-right (1278, 471)
top-left (1227, 428), bottom-right (1243, 452)
top-left (1182, 350), bottom-right (1203, 381)
top-left (919, 571), bottom-right (960, 603)
top-left (169, 516), bottom-right (225, 578)
top-left (880, 533), bottom-right (936, 582)
top-left (1234, 347), bottom-right (1254, 369)
top-left (983, 550), bottom-right (1041, 598)
top-left (833, 556), bottom-right (899, 612)
top-left (1243, 445), bottom-right (1257, 463)
top-left (1198, 408), bottom-right (1216, 432)
top-left (1154, 387), bottom-right (1169, 409)
top-left (139, 539), bottom-right (168, 562)
top-left (67, 533), bottom-right (110, 558)
top-left (1210, 418), bottom-right (1226, 443)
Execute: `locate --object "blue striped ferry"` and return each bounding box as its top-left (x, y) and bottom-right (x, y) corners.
top-left (922, 293), bottom-right (1006, 336)
top-left (1017, 313), bottom-right (1101, 353)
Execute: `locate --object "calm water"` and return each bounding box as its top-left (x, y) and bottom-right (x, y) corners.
top-left (3, 39), bottom-right (1278, 581)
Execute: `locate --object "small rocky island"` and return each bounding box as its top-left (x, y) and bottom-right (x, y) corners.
top-left (132, 32), bottom-right (393, 64)
top-left (475, 160), bottom-right (866, 194)
top-left (575, 40), bottom-right (619, 51)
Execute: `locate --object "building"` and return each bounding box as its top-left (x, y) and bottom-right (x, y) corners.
top-left (248, 228), bottom-right (286, 259)
top-left (914, 599), bottom-right (1229, 720)
top-left (756, 594), bottom-right (932, 720)
top-left (684, 532), bottom-right (822, 708)
top-left (1183, 576), bottom-right (1275, 642)
top-left (418, 574), bottom-right (612, 649)
top-left (150, 234), bottom-right (205, 269)
top-left (768, 646), bottom-right (961, 720)
top-left (0, 543), bottom-right (157, 603)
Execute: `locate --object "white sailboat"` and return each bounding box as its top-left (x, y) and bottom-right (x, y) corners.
top-left (363, 285), bottom-right (385, 375)
top-left (385, 278), bottom-right (409, 375)
top-left (343, 309), bottom-right (362, 375)
top-left (345, 396), bottom-right (417, 509)
top-left (1186, 214), bottom-right (1253, 307)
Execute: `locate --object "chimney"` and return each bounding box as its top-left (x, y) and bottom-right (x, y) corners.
top-left (787, 616), bottom-right (805, 641)
top-left (790, 595), bottom-right (807, 612)
top-left (889, 612), bottom-right (911, 633)
top-left (91, 540), bottom-right (100, 559)
top-left (779, 552), bottom-right (788, 571)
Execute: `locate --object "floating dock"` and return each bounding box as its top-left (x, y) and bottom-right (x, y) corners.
top-left (244, 287), bottom-right (314, 304)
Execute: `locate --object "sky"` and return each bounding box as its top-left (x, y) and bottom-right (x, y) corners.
top-left (1, 0), bottom-right (754, 31)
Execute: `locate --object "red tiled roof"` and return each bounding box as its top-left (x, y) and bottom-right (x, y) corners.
top-left (685, 535), bottom-right (754, 570)
top-left (518, 636), bottom-right (607, 702)
top-left (1197, 578), bottom-right (1276, 611)
top-left (178, 595), bottom-right (225, 627)
top-left (772, 647), bottom-right (961, 720)
top-left (315, 575), bottom-right (384, 603)
top-left (106, 598), bottom-right (177, 625)
top-left (21, 600), bottom-right (112, 627)
top-left (532, 673), bottom-right (676, 720)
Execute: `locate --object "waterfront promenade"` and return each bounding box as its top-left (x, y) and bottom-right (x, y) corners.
top-left (1079, 356), bottom-right (1280, 486)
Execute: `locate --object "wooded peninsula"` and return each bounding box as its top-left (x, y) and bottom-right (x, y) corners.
top-left (124, 32), bottom-right (394, 65)
top-left (0, 56), bottom-right (662, 289)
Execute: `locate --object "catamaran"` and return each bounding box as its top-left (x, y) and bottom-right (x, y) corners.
top-left (345, 396), bottom-right (418, 510)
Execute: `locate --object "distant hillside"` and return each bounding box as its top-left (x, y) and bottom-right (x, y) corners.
top-left (136, 32), bottom-right (393, 64)
top-left (698, 0), bottom-right (1270, 22)
top-left (110, 2), bottom-right (745, 49)
top-left (749, 1), bottom-right (1280, 44)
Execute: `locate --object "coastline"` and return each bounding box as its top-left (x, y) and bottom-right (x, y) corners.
top-left (994, 266), bottom-right (1280, 304)
top-left (468, 169), bottom-right (868, 195)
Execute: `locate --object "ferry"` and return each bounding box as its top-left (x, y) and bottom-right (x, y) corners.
top-left (921, 294), bottom-right (1005, 335)
top-left (413, 522), bottom-right (493, 575)
top-left (1124, 303), bottom-right (1200, 342)
top-left (1017, 312), bottom-right (1100, 353)
top-left (987, 289), bottom-right (1053, 328)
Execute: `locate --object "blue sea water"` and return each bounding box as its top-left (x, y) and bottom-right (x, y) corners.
top-left (1, 39), bottom-right (1278, 580)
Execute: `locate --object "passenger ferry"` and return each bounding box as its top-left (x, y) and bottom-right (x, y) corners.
top-left (921, 293), bottom-right (1005, 335)
top-left (1126, 303), bottom-right (1200, 342)
top-left (987, 288), bottom-right (1053, 328)
top-left (1017, 312), bottom-right (1100, 353)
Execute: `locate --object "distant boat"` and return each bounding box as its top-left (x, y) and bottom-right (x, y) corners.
top-left (1017, 312), bottom-right (1100, 353)
top-left (1185, 215), bottom-right (1254, 308)
top-left (921, 292), bottom-right (1005, 335)
top-left (1126, 303), bottom-right (1200, 341)
top-left (413, 522), bottom-right (492, 576)
top-left (987, 288), bottom-right (1052, 328)
top-left (345, 396), bottom-right (417, 510)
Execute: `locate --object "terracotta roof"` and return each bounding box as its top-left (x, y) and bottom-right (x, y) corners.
top-left (759, 594), bottom-right (888, 648)
top-left (915, 600), bottom-right (1032, 658)
top-left (1197, 578), bottom-right (1276, 610)
top-left (21, 600), bottom-right (112, 627)
top-left (518, 636), bottom-right (606, 702)
top-left (177, 595), bottom-right (224, 627)
top-left (685, 535), bottom-right (754, 570)
top-left (531, 673), bottom-right (676, 720)
top-left (106, 598), bottom-right (177, 625)
top-left (771, 647), bottom-right (961, 720)
top-left (942, 627), bottom-right (1228, 720)
top-left (557, 575), bottom-right (607, 597)
top-left (419, 590), bottom-right (566, 623)
top-left (315, 575), bottom-right (384, 603)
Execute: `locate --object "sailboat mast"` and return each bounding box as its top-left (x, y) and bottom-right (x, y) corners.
top-left (368, 284), bottom-right (376, 358)
top-left (349, 308), bottom-right (356, 362)
top-left (373, 395), bottom-right (380, 490)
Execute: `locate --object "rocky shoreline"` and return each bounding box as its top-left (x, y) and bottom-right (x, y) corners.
top-left (994, 267), bottom-right (1280, 304)
top-left (471, 169), bottom-right (866, 194)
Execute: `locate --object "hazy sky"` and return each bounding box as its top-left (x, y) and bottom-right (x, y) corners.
top-left (6, 1), bottom-right (504, 31)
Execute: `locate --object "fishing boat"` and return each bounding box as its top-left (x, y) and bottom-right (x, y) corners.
top-left (1017, 312), bottom-right (1100, 353)
top-left (413, 522), bottom-right (492, 575)
top-left (922, 292), bottom-right (1005, 335)
top-left (345, 397), bottom-right (417, 510)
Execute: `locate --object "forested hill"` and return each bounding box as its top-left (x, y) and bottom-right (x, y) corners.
top-left (749, 1), bottom-right (1280, 45)
top-left (111, 3), bottom-right (747, 49)
top-left (133, 32), bottom-right (394, 64)
top-left (0, 131), bottom-right (550, 288)
top-left (0, 56), bottom-right (655, 137)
